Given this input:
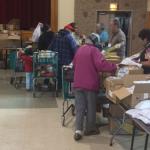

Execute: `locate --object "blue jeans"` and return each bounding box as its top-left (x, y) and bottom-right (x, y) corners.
top-left (26, 72), bottom-right (33, 90)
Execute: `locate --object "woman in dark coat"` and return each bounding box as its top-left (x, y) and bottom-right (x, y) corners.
top-left (38, 24), bottom-right (54, 50)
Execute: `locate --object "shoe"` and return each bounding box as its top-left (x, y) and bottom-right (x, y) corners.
top-left (74, 131), bottom-right (82, 141)
top-left (84, 128), bottom-right (100, 136)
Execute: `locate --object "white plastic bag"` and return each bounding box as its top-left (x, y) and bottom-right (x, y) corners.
top-left (32, 22), bottom-right (43, 42)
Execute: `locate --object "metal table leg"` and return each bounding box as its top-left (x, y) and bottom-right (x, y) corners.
top-left (130, 126), bottom-right (136, 150)
top-left (144, 134), bottom-right (149, 150)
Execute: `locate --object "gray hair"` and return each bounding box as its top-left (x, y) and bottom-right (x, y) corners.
top-left (85, 38), bottom-right (93, 45)
top-left (113, 18), bottom-right (120, 28)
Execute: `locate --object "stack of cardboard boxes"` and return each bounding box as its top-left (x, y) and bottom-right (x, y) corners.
top-left (105, 67), bottom-right (150, 108)
top-left (105, 65), bottom-right (150, 133)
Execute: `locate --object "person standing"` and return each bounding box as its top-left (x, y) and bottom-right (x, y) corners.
top-left (73, 33), bottom-right (117, 141)
top-left (110, 18), bottom-right (126, 59)
top-left (49, 23), bottom-right (78, 90)
top-left (38, 24), bottom-right (54, 50)
top-left (19, 48), bottom-right (33, 91)
top-left (96, 23), bottom-right (109, 47)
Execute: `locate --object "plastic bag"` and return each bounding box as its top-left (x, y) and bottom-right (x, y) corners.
top-left (32, 22), bottom-right (43, 42)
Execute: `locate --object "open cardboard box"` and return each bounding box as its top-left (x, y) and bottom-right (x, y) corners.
top-left (105, 74), bottom-right (150, 92)
top-left (111, 82), bottom-right (150, 108)
top-left (117, 65), bottom-right (144, 76)
top-left (127, 66), bottom-right (143, 74)
top-left (105, 75), bottom-right (150, 107)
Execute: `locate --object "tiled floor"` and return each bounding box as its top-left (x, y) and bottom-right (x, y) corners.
top-left (0, 69), bottom-right (146, 150)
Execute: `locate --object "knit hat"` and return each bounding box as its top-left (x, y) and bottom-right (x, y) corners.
top-left (88, 33), bottom-right (100, 45)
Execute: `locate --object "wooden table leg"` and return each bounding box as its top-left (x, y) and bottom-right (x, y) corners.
top-left (144, 134), bottom-right (149, 150)
top-left (130, 126), bottom-right (136, 150)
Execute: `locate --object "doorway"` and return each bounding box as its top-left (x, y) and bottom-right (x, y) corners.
top-left (97, 11), bottom-right (132, 56)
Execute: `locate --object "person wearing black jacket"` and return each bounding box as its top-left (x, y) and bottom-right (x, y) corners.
top-left (139, 29), bottom-right (150, 74)
top-left (38, 24), bottom-right (54, 50)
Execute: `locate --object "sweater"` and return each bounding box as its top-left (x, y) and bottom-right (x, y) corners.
top-left (73, 44), bottom-right (117, 92)
top-left (20, 53), bottom-right (33, 72)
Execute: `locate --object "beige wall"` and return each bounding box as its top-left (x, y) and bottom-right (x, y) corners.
top-left (58, 0), bottom-right (75, 29)
top-left (148, 0), bottom-right (150, 11)
top-left (75, 0), bottom-right (147, 55)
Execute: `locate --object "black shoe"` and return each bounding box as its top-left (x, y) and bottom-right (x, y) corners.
top-left (84, 128), bottom-right (100, 136)
top-left (74, 133), bottom-right (82, 141)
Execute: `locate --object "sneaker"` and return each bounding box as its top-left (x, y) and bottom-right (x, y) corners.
top-left (84, 128), bottom-right (100, 136)
top-left (74, 130), bottom-right (82, 141)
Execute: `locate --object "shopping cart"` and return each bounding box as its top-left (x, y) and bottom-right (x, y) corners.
top-left (61, 65), bottom-right (75, 126)
top-left (32, 50), bottom-right (58, 97)
top-left (10, 49), bottom-right (25, 88)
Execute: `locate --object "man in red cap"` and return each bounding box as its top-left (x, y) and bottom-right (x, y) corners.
top-left (49, 23), bottom-right (78, 90)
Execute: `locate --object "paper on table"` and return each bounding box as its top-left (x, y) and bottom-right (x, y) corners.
top-left (135, 100), bottom-right (150, 109)
top-left (120, 58), bottom-right (142, 67)
top-left (129, 53), bottom-right (140, 60)
top-left (126, 109), bottom-right (150, 124)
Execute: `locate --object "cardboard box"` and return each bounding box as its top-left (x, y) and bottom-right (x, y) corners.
top-left (109, 104), bottom-right (125, 118)
top-left (116, 66), bottom-right (143, 78)
top-left (123, 74), bottom-right (150, 87)
top-left (104, 77), bottom-right (123, 91)
top-left (106, 75), bottom-right (150, 107)
top-left (128, 66), bottom-right (143, 74)
top-left (112, 82), bottom-right (150, 108)
top-left (122, 82), bottom-right (150, 107)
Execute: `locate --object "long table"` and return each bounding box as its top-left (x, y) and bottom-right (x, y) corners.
top-left (131, 118), bottom-right (150, 150)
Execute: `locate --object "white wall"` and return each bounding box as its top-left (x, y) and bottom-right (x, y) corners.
top-left (58, 0), bottom-right (75, 29)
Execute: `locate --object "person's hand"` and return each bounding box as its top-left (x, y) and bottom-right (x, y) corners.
top-left (101, 50), bottom-right (106, 55)
top-left (114, 43), bottom-right (121, 49)
top-left (116, 64), bottom-right (121, 70)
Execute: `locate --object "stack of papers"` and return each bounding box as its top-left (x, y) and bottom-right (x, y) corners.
top-left (126, 100), bottom-right (150, 124)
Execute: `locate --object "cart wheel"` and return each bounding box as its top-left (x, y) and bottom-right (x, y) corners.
top-left (61, 116), bottom-right (65, 127)
top-left (10, 77), bottom-right (14, 85)
top-left (72, 105), bottom-right (75, 116)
